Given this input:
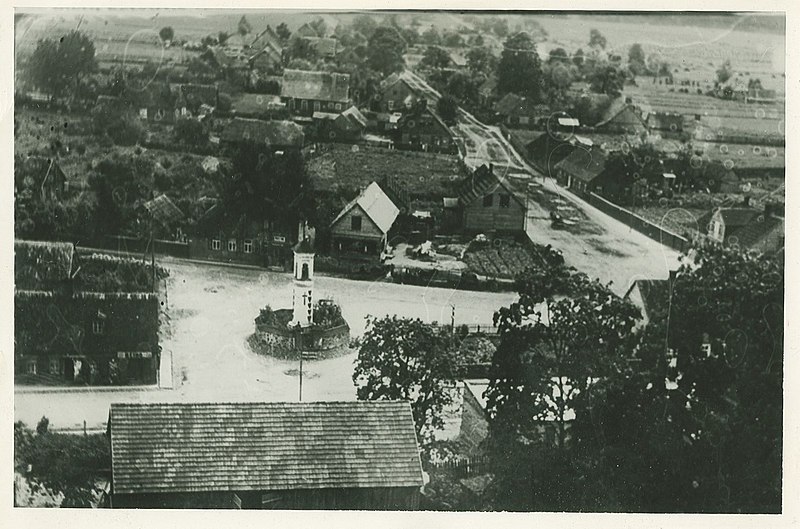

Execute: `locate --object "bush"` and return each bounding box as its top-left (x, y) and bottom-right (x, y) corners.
top-left (174, 117), bottom-right (208, 146)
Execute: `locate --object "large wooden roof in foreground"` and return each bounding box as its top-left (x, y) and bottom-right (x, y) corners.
top-left (109, 401), bottom-right (423, 495)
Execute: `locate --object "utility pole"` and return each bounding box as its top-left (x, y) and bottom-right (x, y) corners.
top-left (298, 351), bottom-right (303, 402)
top-left (450, 304), bottom-right (456, 333)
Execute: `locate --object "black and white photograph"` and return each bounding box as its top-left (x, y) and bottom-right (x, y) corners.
top-left (7, 3), bottom-right (791, 519)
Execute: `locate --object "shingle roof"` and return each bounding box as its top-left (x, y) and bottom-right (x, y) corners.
top-left (331, 182), bottom-right (400, 234)
top-left (553, 146), bottom-right (608, 184)
top-left (458, 165), bottom-right (526, 207)
top-left (109, 401), bottom-right (423, 494)
top-left (15, 239), bottom-right (75, 289)
top-left (596, 103), bottom-right (647, 132)
top-left (719, 208), bottom-right (760, 228)
top-left (221, 118), bottom-right (305, 148)
top-left (729, 214), bottom-right (783, 251)
top-left (281, 69), bottom-right (350, 103)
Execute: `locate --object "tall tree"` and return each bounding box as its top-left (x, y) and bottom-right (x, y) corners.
top-left (496, 32), bottom-right (544, 101)
top-left (365, 26), bottom-right (407, 76)
top-left (275, 22), bottom-right (291, 43)
top-left (589, 28), bottom-right (607, 49)
top-left (420, 46), bottom-right (451, 70)
top-left (589, 63), bottom-right (625, 98)
top-left (237, 15), bottom-right (252, 38)
top-left (159, 26), bottom-right (174, 43)
top-left (26, 30), bottom-right (97, 100)
top-left (628, 43), bottom-right (648, 75)
top-left (484, 266), bottom-right (641, 510)
top-left (353, 316), bottom-right (460, 443)
top-left (716, 59), bottom-right (733, 84)
top-left (466, 47), bottom-right (497, 75)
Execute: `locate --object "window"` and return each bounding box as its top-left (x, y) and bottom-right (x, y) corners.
top-left (26, 359), bottom-right (37, 375)
top-left (228, 239), bottom-right (237, 252)
top-left (211, 239), bottom-right (221, 251)
top-left (483, 194), bottom-right (494, 207)
top-left (301, 100), bottom-right (308, 111)
top-left (244, 240), bottom-right (253, 254)
top-left (49, 358), bottom-right (61, 375)
top-left (314, 101), bottom-right (321, 112)
top-left (335, 103), bottom-right (342, 111)
top-left (92, 320), bottom-right (105, 335)
top-left (499, 194), bottom-right (511, 208)
top-left (351, 215), bottom-right (362, 231)
top-left (387, 100), bottom-right (394, 110)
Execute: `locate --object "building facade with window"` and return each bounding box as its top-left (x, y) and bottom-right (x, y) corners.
top-left (280, 69), bottom-right (351, 118)
top-left (458, 164), bottom-right (527, 234)
top-left (329, 182), bottom-right (400, 257)
top-left (14, 240), bottom-right (161, 386)
top-left (377, 73), bottom-right (421, 113)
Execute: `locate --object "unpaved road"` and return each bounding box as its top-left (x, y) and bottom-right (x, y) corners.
top-left (15, 258), bottom-right (515, 431)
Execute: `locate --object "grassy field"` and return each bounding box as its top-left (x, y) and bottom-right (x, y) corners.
top-left (535, 14), bottom-right (785, 93)
top-left (306, 143), bottom-right (463, 199)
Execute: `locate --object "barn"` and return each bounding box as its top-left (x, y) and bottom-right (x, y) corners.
top-left (107, 401), bottom-right (424, 510)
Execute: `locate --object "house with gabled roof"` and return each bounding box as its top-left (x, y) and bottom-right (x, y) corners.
top-left (458, 164), bottom-right (527, 234)
top-left (393, 100), bottom-right (455, 154)
top-left (281, 69), bottom-right (351, 117)
top-left (595, 100), bottom-right (647, 134)
top-left (330, 181), bottom-right (400, 256)
top-left (14, 155), bottom-right (68, 202)
top-left (553, 145), bottom-right (610, 196)
top-left (494, 93), bottom-right (550, 128)
top-left (313, 105), bottom-right (368, 141)
top-left (377, 72), bottom-right (421, 113)
top-left (699, 204), bottom-right (784, 254)
top-left (106, 401), bottom-right (424, 509)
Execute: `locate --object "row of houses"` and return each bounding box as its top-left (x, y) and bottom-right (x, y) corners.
top-left (14, 240), bottom-right (162, 386)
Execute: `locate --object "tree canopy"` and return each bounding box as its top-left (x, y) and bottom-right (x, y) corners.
top-left (26, 30), bottom-right (97, 100)
top-left (420, 46), bottom-right (451, 70)
top-left (353, 316), bottom-right (460, 443)
top-left (159, 26), bottom-right (174, 43)
top-left (365, 26), bottom-right (407, 76)
top-left (496, 32), bottom-right (544, 102)
top-left (589, 28), bottom-right (607, 49)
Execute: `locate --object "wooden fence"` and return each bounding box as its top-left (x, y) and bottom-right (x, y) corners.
top-left (429, 455), bottom-right (492, 478)
top-left (586, 192), bottom-right (690, 252)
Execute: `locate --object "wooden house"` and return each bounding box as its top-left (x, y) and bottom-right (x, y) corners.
top-left (14, 156), bottom-right (68, 201)
top-left (14, 241), bottom-right (160, 386)
top-left (247, 26), bottom-right (284, 74)
top-left (294, 22), bottom-right (321, 39)
top-left (646, 111), bottom-right (684, 135)
top-left (377, 73), bottom-right (421, 113)
top-left (458, 164), bottom-right (527, 235)
top-left (494, 93), bottom-right (550, 129)
top-left (595, 100), bottom-right (647, 134)
top-left (393, 100), bottom-right (455, 154)
top-left (699, 205), bottom-right (784, 254)
top-left (330, 182), bottom-right (400, 256)
top-left (281, 69), bottom-right (351, 117)
top-left (107, 401), bottom-right (424, 509)
top-left (553, 145), bottom-right (610, 196)
top-left (313, 105), bottom-right (367, 141)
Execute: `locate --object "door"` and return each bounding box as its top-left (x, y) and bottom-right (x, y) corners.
top-left (64, 358), bottom-right (75, 381)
